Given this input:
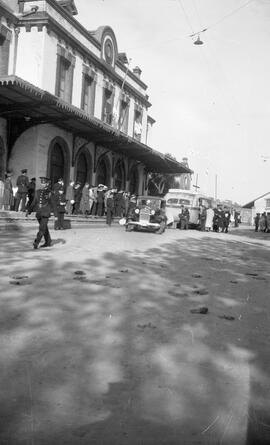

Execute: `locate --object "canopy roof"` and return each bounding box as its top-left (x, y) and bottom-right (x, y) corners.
top-left (0, 76), bottom-right (192, 174)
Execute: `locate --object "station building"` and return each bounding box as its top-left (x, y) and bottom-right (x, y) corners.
top-left (0, 0), bottom-right (191, 192)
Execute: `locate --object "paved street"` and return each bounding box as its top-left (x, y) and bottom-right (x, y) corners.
top-left (0, 222), bottom-right (270, 445)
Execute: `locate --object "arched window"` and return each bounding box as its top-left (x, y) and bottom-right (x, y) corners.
top-left (50, 143), bottom-right (64, 185)
top-left (114, 160), bottom-right (125, 190)
top-left (75, 149), bottom-right (92, 186)
top-left (47, 137), bottom-right (70, 186)
top-left (129, 166), bottom-right (139, 194)
top-left (96, 158), bottom-right (110, 186)
top-left (0, 136), bottom-right (5, 180)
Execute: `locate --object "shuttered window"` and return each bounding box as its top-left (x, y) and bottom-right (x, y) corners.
top-left (55, 45), bottom-right (75, 103)
top-left (133, 108), bottom-right (143, 141)
top-left (0, 25), bottom-right (12, 76)
top-left (119, 96), bottom-right (129, 134)
top-left (81, 67), bottom-right (96, 115)
top-left (102, 81), bottom-right (115, 125)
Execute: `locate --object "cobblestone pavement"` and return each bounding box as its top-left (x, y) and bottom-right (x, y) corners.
top-left (0, 223), bottom-right (270, 444)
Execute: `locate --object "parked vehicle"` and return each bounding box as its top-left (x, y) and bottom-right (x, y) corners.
top-left (164, 189), bottom-right (214, 228)
top-left (125, 196), bottom-right (167, 233)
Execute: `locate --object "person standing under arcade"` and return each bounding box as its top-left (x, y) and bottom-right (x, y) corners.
top-left (15, 168), bottom-right (29, 211)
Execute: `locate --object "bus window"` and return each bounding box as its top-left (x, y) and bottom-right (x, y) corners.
top-left (179, 199), bottom-right (190, 205)
top-left (167, 198), bottom-right (178, 205)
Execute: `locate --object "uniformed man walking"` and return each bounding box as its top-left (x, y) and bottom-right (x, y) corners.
top-left (26, 177), bottom-right (53, 249)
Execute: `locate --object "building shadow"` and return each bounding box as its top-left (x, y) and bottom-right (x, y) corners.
top-left (0, 227), bottom-right (270, 444)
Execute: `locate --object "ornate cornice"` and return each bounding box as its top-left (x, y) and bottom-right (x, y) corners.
top-left (20, 0), bottom-right (99, 48)
top-left (19, 0), bottom-right (148, 90)
top-left (18, 12), bottom-right (152, 108)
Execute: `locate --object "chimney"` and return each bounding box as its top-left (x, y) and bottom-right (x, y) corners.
top-left (182, 157), bottom-right (189, 167)
top-left (133, 66), bottom-right (142, 79)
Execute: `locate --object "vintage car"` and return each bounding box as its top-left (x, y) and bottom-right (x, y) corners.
top-left (125, 196), bottom-right (167, 233)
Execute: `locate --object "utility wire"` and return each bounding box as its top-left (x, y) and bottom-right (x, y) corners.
top-left (189, 0), bottom-right (255, 37)
top-left (176, 0), bottom-right (195, 34)
top-left (127, 0), bottom-right (255, 51)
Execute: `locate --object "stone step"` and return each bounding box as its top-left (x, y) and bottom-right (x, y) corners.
top-left (0, 210), bottom-right (121, 225)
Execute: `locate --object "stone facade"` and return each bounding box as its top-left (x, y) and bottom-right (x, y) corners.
top-left (0, 0), bottom-right (190, 191)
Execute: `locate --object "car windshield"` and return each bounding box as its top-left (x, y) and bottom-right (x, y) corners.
top-left (137, 198), bottom-right (161, 209)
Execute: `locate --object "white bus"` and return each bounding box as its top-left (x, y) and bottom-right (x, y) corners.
top-left (164, 189), bottom-right (214, 228)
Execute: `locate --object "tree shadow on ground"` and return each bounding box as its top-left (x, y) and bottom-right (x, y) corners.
top-left (0, 227), bottom-right (270, 444)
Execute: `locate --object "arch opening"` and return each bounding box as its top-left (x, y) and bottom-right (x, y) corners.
top-left (96, 157), bottom-right (110, 186)
top-left (129, 165), bottom-right (139, 195)
top-left (47, 137), bottom-right (70, 186)
top-left (0, 136), bottom-right (5, 180)
top-left (114, 160), bottom-right (125, 191)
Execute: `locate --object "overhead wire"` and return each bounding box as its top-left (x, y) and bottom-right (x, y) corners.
top-left (126, 0), bottom-right (255, 51)
top-left (175, 0), bottom-right (195, 35)
top-left (189, 0), bottom-right (255, 37)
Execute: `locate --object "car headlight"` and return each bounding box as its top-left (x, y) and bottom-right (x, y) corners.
top-left (135, 208), bottom-right (140, 214)
top-left (150, 210), bottom-right (155, 215)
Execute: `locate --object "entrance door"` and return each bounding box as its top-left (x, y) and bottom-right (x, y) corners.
top-left (129, 167), bottom-right (138, 194)
top-left (114, 161), bottom-right (125, 190)
top-left (76, 152), bottom-right (87, 185)
top-left (0, 137), bottom-right (5, 180)
top-left (96, 159), bottom-right (109, 186)
top-left (50, 143), bottom-right (64, 186)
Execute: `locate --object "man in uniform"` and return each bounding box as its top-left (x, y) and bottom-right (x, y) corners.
top-left (26, 177), bottom-right (53, 249)
top-left (15, 168), bottom-right (29, 211)
top-left (222, 206), bottom-right (231, 233)
top-left (52, 177), bottom-right (64, 215)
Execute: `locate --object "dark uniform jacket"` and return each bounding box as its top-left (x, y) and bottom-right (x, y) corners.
top-left (55, 194), bottom-right (67, 213)
top-left (16, 175), bottom-right (29, 193)
top-left (28, 188), bottom-right (53, 217)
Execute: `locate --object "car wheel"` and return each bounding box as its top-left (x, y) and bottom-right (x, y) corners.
top-left (126, 224), bottom-right (133, 232)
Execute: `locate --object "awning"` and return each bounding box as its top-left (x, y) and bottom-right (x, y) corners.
top-left (0, 75), bottom-right (192, 174)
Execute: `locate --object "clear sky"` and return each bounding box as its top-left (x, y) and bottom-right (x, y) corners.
top-left (75, 0), bottom-right (270, 205)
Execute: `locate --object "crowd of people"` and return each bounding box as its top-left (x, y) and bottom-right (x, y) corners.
top-left (0, 170), bottom-right (134, 226)
top-left (178, 204), bottom-right (241, 233)
top-left (64, 179), bottom-right (132, 221)
top-left (254, 212), bottom-right (270, 233)
top-left (1, 170), bottom-right (270, 237)
top-left (7, 173), bottom-right (137, 249)
top-left (0, 169), bottom-right (36, 212)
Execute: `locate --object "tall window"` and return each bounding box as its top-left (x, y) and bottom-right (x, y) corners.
top-left (0, 25), bottom-right (12, 76)
top-left (55, 45), bottom-right (75, 103)
top-left (81, 66), bottom-right (96, 115)
top-left (119, 94), bottom-right (130, 133)
top-left (133, 106), bottom-right (143, 141)
top-left (102, 81), bottom-right (115, 125)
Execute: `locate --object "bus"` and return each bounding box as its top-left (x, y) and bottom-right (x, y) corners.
top-left (164, 189), bottom-right (214, 228)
